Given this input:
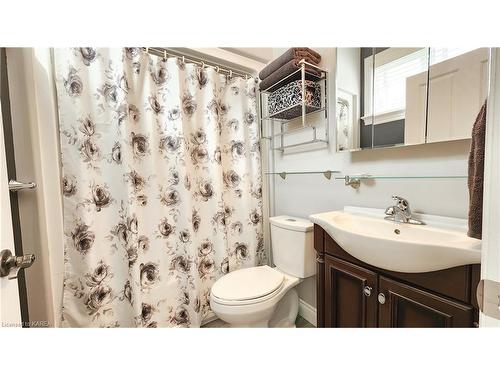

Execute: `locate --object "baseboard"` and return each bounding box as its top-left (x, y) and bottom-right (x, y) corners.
top-left (298, 299), bottom-right (317, 327)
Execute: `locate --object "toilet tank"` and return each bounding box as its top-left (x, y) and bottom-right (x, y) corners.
top-left (269, 216), bottom-right (315, 278)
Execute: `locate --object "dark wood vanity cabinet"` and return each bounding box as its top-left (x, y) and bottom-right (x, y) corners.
top-left (324, 256), bottom-right (378, 327)
top-left (378, 276), bottom-right (473, 327)
top-left (315, 225), bottom-right (479, 328)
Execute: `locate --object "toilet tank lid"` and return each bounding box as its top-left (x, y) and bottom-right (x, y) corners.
top-left (269, 216), bottom-right (313, 232)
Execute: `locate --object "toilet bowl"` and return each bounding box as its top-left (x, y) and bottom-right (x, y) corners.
top-left (210, 215), bottom-right (315, 327)
top-left (210, 265), bottom-right (300, 327)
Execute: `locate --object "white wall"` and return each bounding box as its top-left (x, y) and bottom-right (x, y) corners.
top-left (269, 48), bottom-right (471, 308)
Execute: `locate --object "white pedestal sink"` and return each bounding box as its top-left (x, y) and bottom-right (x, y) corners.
top-left (309, 206), bottom-right (481, 273)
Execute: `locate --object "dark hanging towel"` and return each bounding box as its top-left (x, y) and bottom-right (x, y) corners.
top-left (467, 101), bottom-right (487, 239)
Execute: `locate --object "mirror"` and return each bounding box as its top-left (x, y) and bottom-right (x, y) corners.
top-left (335, 47), bottom-right (489, 152)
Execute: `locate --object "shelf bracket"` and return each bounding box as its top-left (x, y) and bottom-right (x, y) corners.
top-left (344, 175), bottom-right (361, 189)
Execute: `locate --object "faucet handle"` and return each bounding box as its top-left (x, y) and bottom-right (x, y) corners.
top-left (384, 206), bottom-right (395, 216)
top-left (391, 195), bottom-right (410, 211)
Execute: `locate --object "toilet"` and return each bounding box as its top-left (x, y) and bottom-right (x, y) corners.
top-left (210, 215), bottom-right (315, 327)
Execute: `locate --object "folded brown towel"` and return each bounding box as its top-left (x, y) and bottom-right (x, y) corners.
top-left (259, 60), bottom-right (322, 91)
top-left (259, 48), bottom-right (321, 80)
top-left (468, 101), bottom-right (487, 239)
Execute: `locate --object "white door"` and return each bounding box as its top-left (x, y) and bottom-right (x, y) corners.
top-left (480, 48), bottom-right (500, 327)
top-left (0, 101), bottom-right (22, 327)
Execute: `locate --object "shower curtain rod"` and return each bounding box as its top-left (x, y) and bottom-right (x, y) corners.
top-left (143, 47), bottom-right (255, 79)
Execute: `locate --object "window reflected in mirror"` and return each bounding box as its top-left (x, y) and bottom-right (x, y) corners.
top-left (372, 48), bottom-right (428, 148)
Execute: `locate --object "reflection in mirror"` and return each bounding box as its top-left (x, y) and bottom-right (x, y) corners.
top-left (427, 48), bottom-right (489, 143)
top-left (371, 48), bottom-right (429, 148)
top-left (335, 48), bottom-right (372, 151)
top-left (336, 48), bottom-right (430, 151)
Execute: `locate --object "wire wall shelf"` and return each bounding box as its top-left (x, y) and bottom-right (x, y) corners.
top-left (261, 107), bottom-right (327, 123)
top-left (259, 60), bottom-right (329, 152)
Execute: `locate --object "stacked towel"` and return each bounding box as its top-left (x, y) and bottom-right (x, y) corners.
top-left (259, 48), bottom-right (322, 91)
top-left (259, 48), bottom-right (321, 80)
top-left (467, 101), bottom-right (487, 239)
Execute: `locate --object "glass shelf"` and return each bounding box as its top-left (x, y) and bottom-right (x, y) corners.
top-left (336, 175), bottom-right (467, 180)
top-left (266, 170), bottom-right (341, 180)
top-left (264, 170), bottom-right (467, 180)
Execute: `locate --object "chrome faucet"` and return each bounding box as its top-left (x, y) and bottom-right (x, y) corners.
top-left (384, 195), bottom-right (424, 225)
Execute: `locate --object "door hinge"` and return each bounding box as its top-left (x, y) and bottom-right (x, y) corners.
top-left (477, 279), bottom-right (500, 320)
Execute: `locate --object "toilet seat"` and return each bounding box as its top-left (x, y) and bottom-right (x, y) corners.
top-left (210, 267), bottom-right (301, 327)
top-left (211, 265), bottom-right (285, 306)
top-left (211, 283), bottom-right (285, 306)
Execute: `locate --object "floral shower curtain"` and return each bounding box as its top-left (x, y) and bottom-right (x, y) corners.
top-left (54, 48), bottom-right (264, 327)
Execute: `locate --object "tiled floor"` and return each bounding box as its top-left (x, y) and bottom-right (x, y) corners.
top-left (203, 315), bottom-right (314, 328)
top-left (295, 316), bottom-right (314, 328)
top-left (203, 319), bottom-right (231, 328)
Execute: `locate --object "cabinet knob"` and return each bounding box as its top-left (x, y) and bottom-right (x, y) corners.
top-left (363, 286), bottom-right (372, 297)
top-left (378, 293), bottom-right (386, 304)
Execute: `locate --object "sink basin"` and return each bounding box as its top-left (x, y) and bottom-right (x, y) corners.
top-left (309, 206), bottom-right (481, 273)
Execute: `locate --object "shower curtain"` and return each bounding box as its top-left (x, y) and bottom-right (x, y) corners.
top-left (53, 48), bottom-right (264, 327)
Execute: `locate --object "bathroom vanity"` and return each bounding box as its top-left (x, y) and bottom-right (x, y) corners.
top-left (310, 208), bottom-right (482, 328)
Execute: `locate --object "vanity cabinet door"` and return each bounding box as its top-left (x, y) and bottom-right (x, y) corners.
top-left (378, 276), bottom-right (473, 328)
top-left (324, 256), bottom-right (378, 327)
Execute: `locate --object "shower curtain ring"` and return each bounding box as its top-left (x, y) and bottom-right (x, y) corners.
top-left (182, 56), bottom-right (185, 63)
top-left (229, 70), bottom-right (233, 78)
top-left (145, 47), bottom-right (149, 54)
top-left (216, 66), bottom-right (220, 73)
top-left (163, 50), bottom-right (167, 60)
top-left (202, 61), bottom-right (205, 69)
